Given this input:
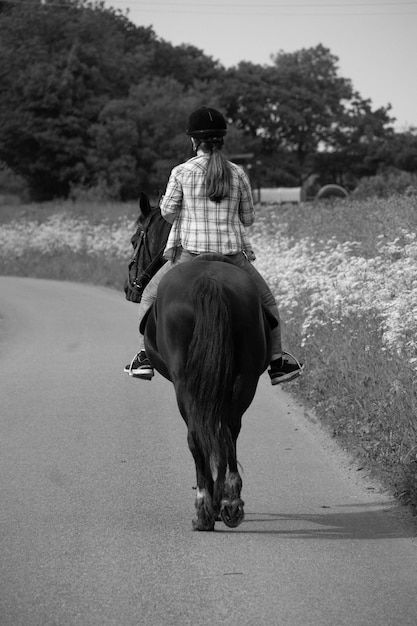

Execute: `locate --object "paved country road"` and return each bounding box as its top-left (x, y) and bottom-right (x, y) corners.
top-left (1, 276), bottom-right (416, 626)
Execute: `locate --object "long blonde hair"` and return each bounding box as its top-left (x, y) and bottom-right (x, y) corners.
top-left (199, 138), bottom-right (231, 203)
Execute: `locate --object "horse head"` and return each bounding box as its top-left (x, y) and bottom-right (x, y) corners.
top-left (127, 193), bottom-right (172, 300)
top-left (133, 192), bottom-right (172, 268)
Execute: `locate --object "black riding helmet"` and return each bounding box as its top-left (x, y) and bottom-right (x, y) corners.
top-left (186, 107), bottom-right (227, 139)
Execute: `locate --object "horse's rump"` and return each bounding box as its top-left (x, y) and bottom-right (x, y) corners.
top-left (145, 258), bottom-right (271, 413)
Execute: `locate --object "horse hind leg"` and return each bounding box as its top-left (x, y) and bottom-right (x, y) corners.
top-left (192, 450), bottom-right (228, 531)
top-left (187, 429), bottom-right (216, 531)
top-left (219, 420), bottom-right (245, 528)
top-left (211, 453), bottom-right (227, 522)
top-left (193, 486), bottom-right (215, 531)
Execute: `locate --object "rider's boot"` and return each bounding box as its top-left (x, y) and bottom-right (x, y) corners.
top-left (124, 350), bottom-right (154, 380)
top-left (268, 351), bottom-right (304, 385)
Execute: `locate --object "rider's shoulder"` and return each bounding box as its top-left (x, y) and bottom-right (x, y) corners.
top-left (172, 155), bottom-right (207, 175)
top-left (229, 161), bottom-right (248, 177)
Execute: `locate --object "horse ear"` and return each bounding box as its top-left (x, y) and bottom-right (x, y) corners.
top-left (138, 192), bottom-right (152, 219)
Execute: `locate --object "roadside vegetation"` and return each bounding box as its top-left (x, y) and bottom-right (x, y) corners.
top-left (1, 190), bottom-right (416, 512)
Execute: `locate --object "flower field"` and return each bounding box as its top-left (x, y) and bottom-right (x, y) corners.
top-left (0, 201), bottom-right (135, 286)
top-left (0, 213), bottom-right (131, 259)
top-left (1, 195), bottom-right (417, 510)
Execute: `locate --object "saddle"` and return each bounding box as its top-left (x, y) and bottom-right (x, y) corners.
top-left (139, 253), bottom-right (278, 334)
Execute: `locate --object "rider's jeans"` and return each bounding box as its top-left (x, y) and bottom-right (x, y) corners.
top-left (137, 249), bottom-right (282, 358)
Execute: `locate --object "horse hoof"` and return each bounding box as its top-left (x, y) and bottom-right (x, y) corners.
top-left (220, 498), bottom-right (245, 528)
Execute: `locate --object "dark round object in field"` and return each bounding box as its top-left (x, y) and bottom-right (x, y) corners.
top-left (316, 184), bottom-right (349, 200)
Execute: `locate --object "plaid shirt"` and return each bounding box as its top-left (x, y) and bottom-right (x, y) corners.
top-left (160, 154), bottom-right (256, 260)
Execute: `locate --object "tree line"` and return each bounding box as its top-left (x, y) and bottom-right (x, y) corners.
top-left (1, 0), bottom-right (416, 201)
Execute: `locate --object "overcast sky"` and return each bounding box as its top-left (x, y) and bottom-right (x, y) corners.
top-left (105, 0), bottom-right (417, 130)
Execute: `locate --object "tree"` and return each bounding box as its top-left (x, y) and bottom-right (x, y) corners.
top-left (0, 1), bottom-right (408, 199)
top-left (389, 128), bottom-right (417, 172)
top-left (149, 40), bottom-right (223, 87)
top-left (0, 0), bottom-right (226, 199)
top-left (0, 0), bottom-right (165, 199)
top-left (313, 94), bottom-right (395, 188)
top-left (270, 46), bottom-right (353, 174)
top-left (88, 75), bottom-right (226, 198)
top-left (219, 46), bottom-right (353, 184)
top-left (219, 45), bottom-right (400, 188)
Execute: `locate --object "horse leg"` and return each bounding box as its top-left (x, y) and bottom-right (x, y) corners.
top-left (220, 418), bottom-right (245, 528)
top-left (220, 471), bottom-right (244, 528)
top-left (211, 456), bottom-right (227, 523)
top-left (187, 428), bottom-right (216, 531)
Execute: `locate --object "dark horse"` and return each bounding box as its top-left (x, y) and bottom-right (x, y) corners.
top-left (133, 193), bottom-right (276, 531)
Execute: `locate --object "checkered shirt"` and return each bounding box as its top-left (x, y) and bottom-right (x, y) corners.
top-left (160, 155), bottom-right (255, 260)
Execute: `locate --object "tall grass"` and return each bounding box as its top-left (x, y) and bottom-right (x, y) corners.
top-left (251, 195), bottom-right (417, 510)
top-left (0, 200), bottom-right (136, 286)
top-left (1, 194), bottom-right (417, 511)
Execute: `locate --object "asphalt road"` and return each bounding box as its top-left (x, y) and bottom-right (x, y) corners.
top-left (1, 276), bottom-right (416, 626)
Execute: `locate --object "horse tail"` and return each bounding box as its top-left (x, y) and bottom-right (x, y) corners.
top-left (185, 273), bottom-right (235, 480)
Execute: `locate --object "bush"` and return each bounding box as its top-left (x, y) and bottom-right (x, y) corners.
top-left (353, 169), bottom-right (417, 199)
top-left (0, 164), bottom-right (30, 203)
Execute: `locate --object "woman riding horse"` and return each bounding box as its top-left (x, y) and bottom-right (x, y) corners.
top-left (125, 106), bottom-right (303, 384)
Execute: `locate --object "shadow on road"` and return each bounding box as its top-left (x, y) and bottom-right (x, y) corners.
top-left (220, 502), bottom-right (417, 539)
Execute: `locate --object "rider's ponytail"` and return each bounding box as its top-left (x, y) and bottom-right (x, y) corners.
top-left (200, 138), bottom-right (231, 203)
top-left (186, 107), bottom-right (231, 202)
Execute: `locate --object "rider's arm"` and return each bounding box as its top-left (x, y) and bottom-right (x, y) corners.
top-left (237, 168), bottom-right (255, 227)
top-left (160, 168), bottom-right (183, 224)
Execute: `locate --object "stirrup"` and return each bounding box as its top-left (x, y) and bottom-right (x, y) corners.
top-left (282, 350), bottom-right (303, 370)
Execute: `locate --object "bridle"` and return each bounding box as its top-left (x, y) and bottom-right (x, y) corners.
top-left (130, 208), bottom-right (169, 293)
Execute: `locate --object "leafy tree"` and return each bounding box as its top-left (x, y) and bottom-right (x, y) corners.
top-left (149, 40), bottom-right (223, 87)
top-left (332, 95), bottom-right (395, 177)
top-left (219, 46), bottom-right (354, 184)
top-left (87, 75), bottom-right (226, 198)
top-left (312, 95), bottom-right (395, 189)
top-left (0, 0), bottom-right (226, 199)
top-left (0, 2), bottom-right (412, 199)
top-left (220, 62), bottom-right (278, 141)
top-left (389, 128), bottom-right (417, 172)
top-left (270, 46), bottom-right (353, 172)
top-left (89, 78), bottom-right (189, 199)
top-left (0, 0), bottom-right (160, 199)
